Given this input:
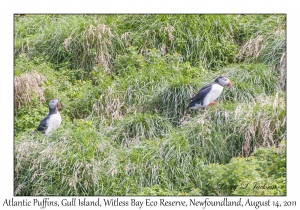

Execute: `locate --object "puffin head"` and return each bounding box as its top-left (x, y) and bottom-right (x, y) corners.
top-left (216, 76), bottom-right (232, 88)
top-left (49, 99), bottom-right (61, 109)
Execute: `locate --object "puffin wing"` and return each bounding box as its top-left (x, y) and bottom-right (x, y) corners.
top-left (189, 83), bottom-right (213, 102)
top-left (36, 115), bottom-right (49, 133)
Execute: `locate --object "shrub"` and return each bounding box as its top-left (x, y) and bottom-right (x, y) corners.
top-left (199, 142), bottom-right (285, 196)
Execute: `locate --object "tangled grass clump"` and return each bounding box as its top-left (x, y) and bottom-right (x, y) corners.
top-left (14, 70), bottom-right (46, 112)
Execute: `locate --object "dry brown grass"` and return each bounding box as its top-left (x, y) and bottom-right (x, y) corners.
top-left (234, 35), bottom-right (265, 62)
top-left (161, 24), bottom-right (175, 42)
top-left (237, 93), bottom-right (285, 157)
top-left (92, 86), bottom-right (124, 120)
top-left (279, 52), bottom-right (286, 90)
top-left (83, 24), bottom-right (114, 74)
top-left (234, 19), bottom-right (286, 91)
top-left (63, 35), bottom-right (72, 50)
top-left (14, 70), bottom-right (46, 112)
top-left (121, 32), bottom-right (131, 47)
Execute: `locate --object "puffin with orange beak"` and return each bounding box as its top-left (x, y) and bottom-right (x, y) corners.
top-left (186, 76), bottom-right (232, 110)
top-left (36, 99), bottom-right (62, 135)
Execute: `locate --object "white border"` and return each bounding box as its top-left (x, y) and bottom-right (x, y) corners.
top-left (1, 1), bottom-right (299, 209)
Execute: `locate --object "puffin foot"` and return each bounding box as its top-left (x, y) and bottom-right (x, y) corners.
top-left (208, 102), bottom-right (216, 106)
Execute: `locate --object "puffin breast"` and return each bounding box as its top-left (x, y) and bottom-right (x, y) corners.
top-left (203, 84), bottom-right (224, 105)
top-left (45, 112), bottom-right (62, 134)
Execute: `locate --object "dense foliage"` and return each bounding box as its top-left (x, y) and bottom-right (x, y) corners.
top-left (14, 14), bottom-right (286, 196)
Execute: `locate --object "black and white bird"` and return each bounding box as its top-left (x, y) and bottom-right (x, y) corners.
top-left (186, 76), bottom-right (232, 110)
top-left (36, 99), bottom-right (62, 135)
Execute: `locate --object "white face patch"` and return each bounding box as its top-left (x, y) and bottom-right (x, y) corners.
top-left (218, 77), bottom-right (231, 86)
top-left (49, 100), bottom-right (58, 109)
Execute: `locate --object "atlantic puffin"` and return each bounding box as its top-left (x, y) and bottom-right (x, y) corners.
top-left (186, 76), bottom-right (232, 110)
top-left (36, 99), bottom-right (62, 135)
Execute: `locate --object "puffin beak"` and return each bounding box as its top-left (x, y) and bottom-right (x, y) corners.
top-left (228, 81), bottom-right (233, 88)
top-left (57, 102), bottom-right (61, 109)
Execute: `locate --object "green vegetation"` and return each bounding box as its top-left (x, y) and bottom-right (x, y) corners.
top-left (14, 14), bottom-right (286, 196)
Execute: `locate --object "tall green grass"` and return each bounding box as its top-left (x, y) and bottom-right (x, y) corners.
top-left (15, 14), bottom-right (284, 74)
